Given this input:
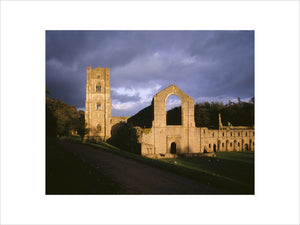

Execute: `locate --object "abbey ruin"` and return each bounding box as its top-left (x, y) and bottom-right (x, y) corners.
top-left (85, 66), bottom-right (255, 157)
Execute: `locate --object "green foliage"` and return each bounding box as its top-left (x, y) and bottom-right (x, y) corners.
top-left (77, 110), bottom-right (88, 139)
top-left (108, 122), bottom-right (140, 154)
top-left (159, 151), bottom-right (254, 194)
top-left (46, 103), bottom-right (57, 137)
top-left (46, 97), bottom-right (86, 138)
top-left (193, 99), bottom-right (254, 128)
top-left (141, 128), bottom-right (151, 134)
top-left (46, 86), bottom-right (50, 95)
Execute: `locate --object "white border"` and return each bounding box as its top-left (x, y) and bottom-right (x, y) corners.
top-left (1, 1), bottom-right (299, 224)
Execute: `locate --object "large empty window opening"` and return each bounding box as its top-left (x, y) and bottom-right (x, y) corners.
top-left (166, 95), bottom-right (181, 125)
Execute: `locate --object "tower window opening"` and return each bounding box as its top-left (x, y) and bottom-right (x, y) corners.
top-left (96, 85), bottom-right (101, 92)
top-left (97, 103), bottom-right (101, 110)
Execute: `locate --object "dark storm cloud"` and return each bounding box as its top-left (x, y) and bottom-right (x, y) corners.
top-left (46, 31), bottom-right (254, 116)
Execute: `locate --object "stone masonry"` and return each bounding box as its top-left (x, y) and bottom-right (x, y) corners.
top-left (84, 66), bottom-right (255, 156)
top-left (85, 66), bottom-right (111, 140)
top-left (138, 85), bottom-right (255, 157)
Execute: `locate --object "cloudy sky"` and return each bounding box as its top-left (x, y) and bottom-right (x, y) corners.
top-left (46, 30), bottom-right (254, 117)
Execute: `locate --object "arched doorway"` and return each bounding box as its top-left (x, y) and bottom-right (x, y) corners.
top-left (245, 143), bottom-right (249, 151)
top-left (170, 142), bottom-right (176, 154)
top-left (213, 144), bottom-right (217, 152)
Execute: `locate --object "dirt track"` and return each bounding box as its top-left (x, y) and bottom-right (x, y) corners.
top-left (60, 141), bottom-right (224, 194)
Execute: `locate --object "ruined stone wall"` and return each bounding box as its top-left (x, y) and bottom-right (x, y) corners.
top-left (138, 128), bottom-right (155, 155)
top-left (200, 127), bottom-right (255, 152)
top-left (139, 85), bottom-right (254, 157)
top-left (140, 85), bottom-right (201, 155)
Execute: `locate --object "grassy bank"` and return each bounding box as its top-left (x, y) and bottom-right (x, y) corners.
top-left (159, 152), bottom-right (254, 194)
top-left (78, 138), bottom-right (254, 194)
top-left (46, 137), bottom-right (122, 194)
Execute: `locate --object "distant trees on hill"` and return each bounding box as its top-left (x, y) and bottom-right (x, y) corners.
top-left (127, 98), bottom-right (254, 128)
top-left (194, 100), bottom-right (254, 128)
top-left (128, 102), bottom-right (154, 128)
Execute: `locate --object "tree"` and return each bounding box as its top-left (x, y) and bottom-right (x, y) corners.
top-left (46, 97), bottom-right (83, 137)
top-left (77, 110), bottom-right (88, 139)
top-left (108, 122), bottom-right (140, 154)
top-left (46, 86), bottom-right (50, 96)
top-left (237, 97), bottom-right (241, 104)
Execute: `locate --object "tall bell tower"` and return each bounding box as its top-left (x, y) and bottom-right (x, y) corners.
top-left (85, 66), bottom-right (111, 140)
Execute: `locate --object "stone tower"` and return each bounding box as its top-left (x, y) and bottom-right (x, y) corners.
top-left (85, 66), bottom-right (111, 140)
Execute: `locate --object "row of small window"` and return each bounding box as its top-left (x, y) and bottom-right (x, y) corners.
top-left (208, 143), bottom-right (237, 148)
top-left (208, 142), bottom-right (255, 148)
top-left (204, 130), bottom-right (254, 137)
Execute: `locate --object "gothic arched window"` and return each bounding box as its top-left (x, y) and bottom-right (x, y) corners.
top-left (96, 84), bottom-right (101, 92)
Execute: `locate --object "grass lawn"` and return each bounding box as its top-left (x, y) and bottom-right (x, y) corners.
top-left (159, 151), bottom-right (254, 194)
top-left (78, 138), bottom-right (254, 194)
top-left (46, 137), bottom-right (122, 194)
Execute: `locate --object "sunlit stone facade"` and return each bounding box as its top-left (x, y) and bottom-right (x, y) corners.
top-left (138, 85), bottom-right (255, 157)
top-left (84, 67), bottom-right (254, 156)
top-left (85, 66), bottom-right (111, 140)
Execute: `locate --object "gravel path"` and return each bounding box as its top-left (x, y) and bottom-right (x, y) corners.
top-left (60, 141), bottom-right (224, 194)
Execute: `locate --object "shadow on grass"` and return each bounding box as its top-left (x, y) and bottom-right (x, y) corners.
top-left (46, 137), bottom-right (122, 194)
top-left (76, 138), bottom-right (254, 194)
